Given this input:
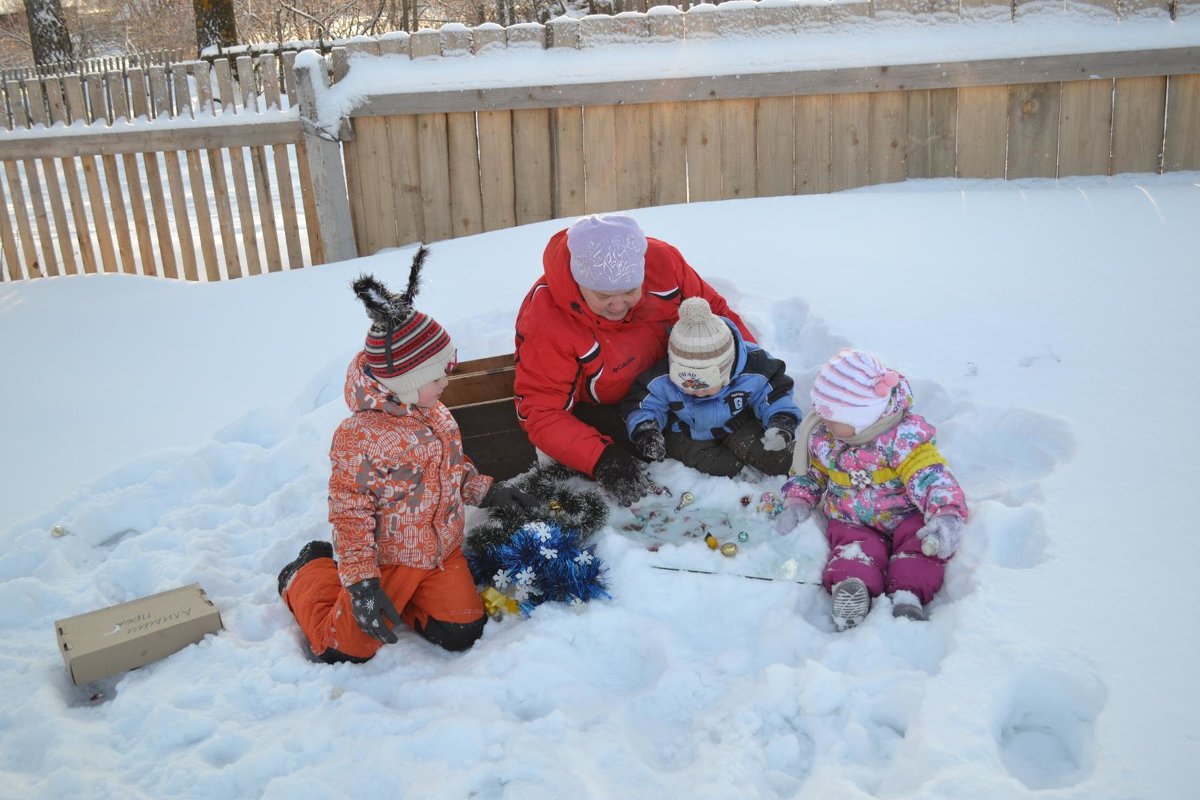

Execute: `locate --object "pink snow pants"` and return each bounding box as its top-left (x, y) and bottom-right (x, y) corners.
top-left (822, 514), bottom-right (947, 604)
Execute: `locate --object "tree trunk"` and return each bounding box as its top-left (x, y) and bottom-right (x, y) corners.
top-left (193, 0), bottom-right (239, 53)
top-left (24, 0), bottom-right (73, 67)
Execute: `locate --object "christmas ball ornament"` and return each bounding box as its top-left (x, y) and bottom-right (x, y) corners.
top-left (740, 495), bottom-right (752, 507)
top-left (51, 525), bottom-right (67, 538)
top-left (674, 491), bottom-right (695, 513)
top-left (705, 532), bottom-right (719, 550)
top-left (922, 537), bottom-right (940, 557)
top-left (737, 531), bottom-right (749, 543)
top-left (720, 542), bottom-right (738, 557)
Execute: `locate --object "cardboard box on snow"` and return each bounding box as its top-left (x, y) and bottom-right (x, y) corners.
top-left (55, 583), bottom-right (223, 685)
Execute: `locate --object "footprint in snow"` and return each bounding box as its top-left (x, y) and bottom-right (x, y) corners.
top-left (997, 667), bottom-right (1106, 790)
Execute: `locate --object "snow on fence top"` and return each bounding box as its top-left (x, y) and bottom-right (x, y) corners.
top-left (310, 0), bottom-right (1200, 125)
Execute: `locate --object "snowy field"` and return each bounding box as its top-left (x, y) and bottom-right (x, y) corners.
top-left (1, 173), bottom-right (1198, 798)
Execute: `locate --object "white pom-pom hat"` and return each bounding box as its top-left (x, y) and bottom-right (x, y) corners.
top-left (811, 349), bottom-right (900, 433)
top-left (668, 297), bottom-right (735, 392)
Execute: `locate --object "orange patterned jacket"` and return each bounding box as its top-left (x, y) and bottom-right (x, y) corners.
top-left (328, 352), bottom-right (492, 585)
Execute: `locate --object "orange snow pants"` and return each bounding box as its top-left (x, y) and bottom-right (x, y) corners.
top-left (282, 547), bottom-right (486, 662)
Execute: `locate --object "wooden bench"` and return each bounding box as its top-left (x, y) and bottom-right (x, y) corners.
top-left (443, 354), bottom-right (536, 481)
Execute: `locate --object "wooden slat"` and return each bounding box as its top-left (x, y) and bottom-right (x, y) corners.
top-left (108, 73), bottom-right (156, 275)
top-left (47, 77), bottom-right (96, 274)
top-left (0, 164), bottom-right (26, 279)
top-left (340, 120), bottom-right (367, 252)
top-left (293, 139), bottom-right (323, 265)
top-left (238, 56), bottom-right (280, 272)
top-left (261, 56), bottom-right (304, 268)
top-left (907, 88), bottom-right (958, 179)
top-left (755, 96), bottom-right (794, 197)
top-left (353, 48), bottom-right (1200, 116)
top-left (210, 61), bottom-right (242, 278)
top-left (447, 111), bottom-right (484, 238)
top-left (650, 102), bottom-right (687, 206)
top-left (551, 106), bottom-right (585, 218)
top-left (4, 160), bottom-right (39, 278)
top-left (67, 77), bottom-right (118, 274)
top-left (830, 93), bottom-right (870, 191)
top-left (443, 365), bottom-right (517, 406)
top-left (356, 116), bottom-right (397, 254)
top-left (148, 70), bottom-right (194, 280)
top-left (384, 114), bottom-right (424, 247)
top-left (614, 103), bottom-right (652, 211)
top-left (24, 79), bottom-right (75, 275)
top-left (478, 109), bottom-right (517, 231)
top-left (868, 90), bottom-right (907, 186)
top-left (583, 104), bottom-right (618, 213)
top-left (87, 74), bottom-right (137, 275)
top-left (1111, 76), bottom-right (1166, 174)
top-left (130, 69), bottom-right (176, 279)
top-left (795, 94), bottom-right (831, 194)
top-left (720, 98), bottom-right (756, 200)
top-left (7, 82), bottom-right (55, 277)
top-left (511, 108), bottom-right (553, 225)
top-left (956, 85), bottom-right (1009, 178)
top-left (1007, 82), bottom-right (1062, 179)
top-left (1163, 73), bottom-right (1200, 171)
top-left (1058, 79), bottom-right (1113, 177)
top-left (184, 149), bottom-right (220, 280)
top-left (686, 99), bottom-right (722, 202)
top-left (417, 113), bottom-right (453, 242)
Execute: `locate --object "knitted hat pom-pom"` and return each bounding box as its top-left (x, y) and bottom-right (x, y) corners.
top-left (677, 297), bottom-right (712, 324)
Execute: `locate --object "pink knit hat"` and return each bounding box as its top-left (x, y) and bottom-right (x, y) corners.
top-left (811, 349), bottom-right (900, 433)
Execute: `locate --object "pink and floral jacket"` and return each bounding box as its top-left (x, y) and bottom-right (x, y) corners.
top-left (780, 377), bottom-right (967, 532)
top-left (329, 352), bottom-right (492, 586)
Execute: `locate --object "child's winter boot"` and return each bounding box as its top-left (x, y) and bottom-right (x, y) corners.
top-left (831, 577), bottom-right (870, 630)
top-left (890, 590), bottom-right (928, 622)
top-left (277, 540), bottom-right (335, 596)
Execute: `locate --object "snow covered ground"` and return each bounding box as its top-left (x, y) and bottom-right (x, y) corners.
top-left (1, 172), bottom-right (1198, 798)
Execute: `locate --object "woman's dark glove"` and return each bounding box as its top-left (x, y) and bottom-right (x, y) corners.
top-left (481, 482), bottom-right (540, 513)
top-left (593, 445), bottom-right (649, 507)
top-left (631, 420), bottom-right (666, 462)
top-left (348, 578), bottom-right (400, 643)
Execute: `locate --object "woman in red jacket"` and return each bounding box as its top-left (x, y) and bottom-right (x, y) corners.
top-left (514, 213), bottom-right (754, 505)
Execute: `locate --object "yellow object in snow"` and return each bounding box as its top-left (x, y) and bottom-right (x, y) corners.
top-left (480, 587), bottom-right (520, 619)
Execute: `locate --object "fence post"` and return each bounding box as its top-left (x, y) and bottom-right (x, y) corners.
top-left (292, 50), bottom-right (357, 264)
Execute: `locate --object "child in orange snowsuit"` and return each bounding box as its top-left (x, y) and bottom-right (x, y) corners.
top-left (277, 249), bottom-right (536, 663)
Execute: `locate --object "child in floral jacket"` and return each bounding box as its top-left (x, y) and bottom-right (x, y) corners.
top-left (776, 349), bottom-right (968, 630)
top-left (277, 249), bottom-right (535, 663)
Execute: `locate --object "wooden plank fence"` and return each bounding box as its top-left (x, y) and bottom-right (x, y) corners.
top-left (333, 1), bottom-right (1200, 258)
top-left (2, 0), bottom-right (1199, 280)
top-left (0, 52), bottom-right (348, 281)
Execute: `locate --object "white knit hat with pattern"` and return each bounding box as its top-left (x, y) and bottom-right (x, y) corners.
top-left (566, 214), bottom-right (648, 292)
top-left (810, 349), bottom-right (900, 433)
top-left (668, 298), bottom-right (735, 392)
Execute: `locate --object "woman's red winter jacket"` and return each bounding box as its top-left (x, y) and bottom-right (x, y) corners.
top-left (513, 229), bottom-right (753, 476)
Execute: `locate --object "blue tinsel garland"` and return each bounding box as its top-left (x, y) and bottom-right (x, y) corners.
top-left (468, 521), bottom-right (610, 616)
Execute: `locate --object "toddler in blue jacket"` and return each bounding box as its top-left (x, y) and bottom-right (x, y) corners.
top-left (620, 297), bottom-right (802, 477)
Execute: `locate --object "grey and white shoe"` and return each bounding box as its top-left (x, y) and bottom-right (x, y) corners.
top-left (831, 577), bottom-right (871, 630)
top-left (890, 590), bottom-right (928, 622)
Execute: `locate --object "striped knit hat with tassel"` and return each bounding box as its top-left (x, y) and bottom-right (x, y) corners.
top-left (353, 246), bottom-right (456, 405)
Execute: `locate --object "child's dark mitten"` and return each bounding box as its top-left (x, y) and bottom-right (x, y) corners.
top-left (593, 445), bottom-right (650, 507)
top-left (631, 420), bottom-right (667, 462)
top-left (481, 482), bottom-right (540, 513)
top-left (761, 413), bottom-right (798, 452)
top-left (348, 578), bottom-right (400, 643)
